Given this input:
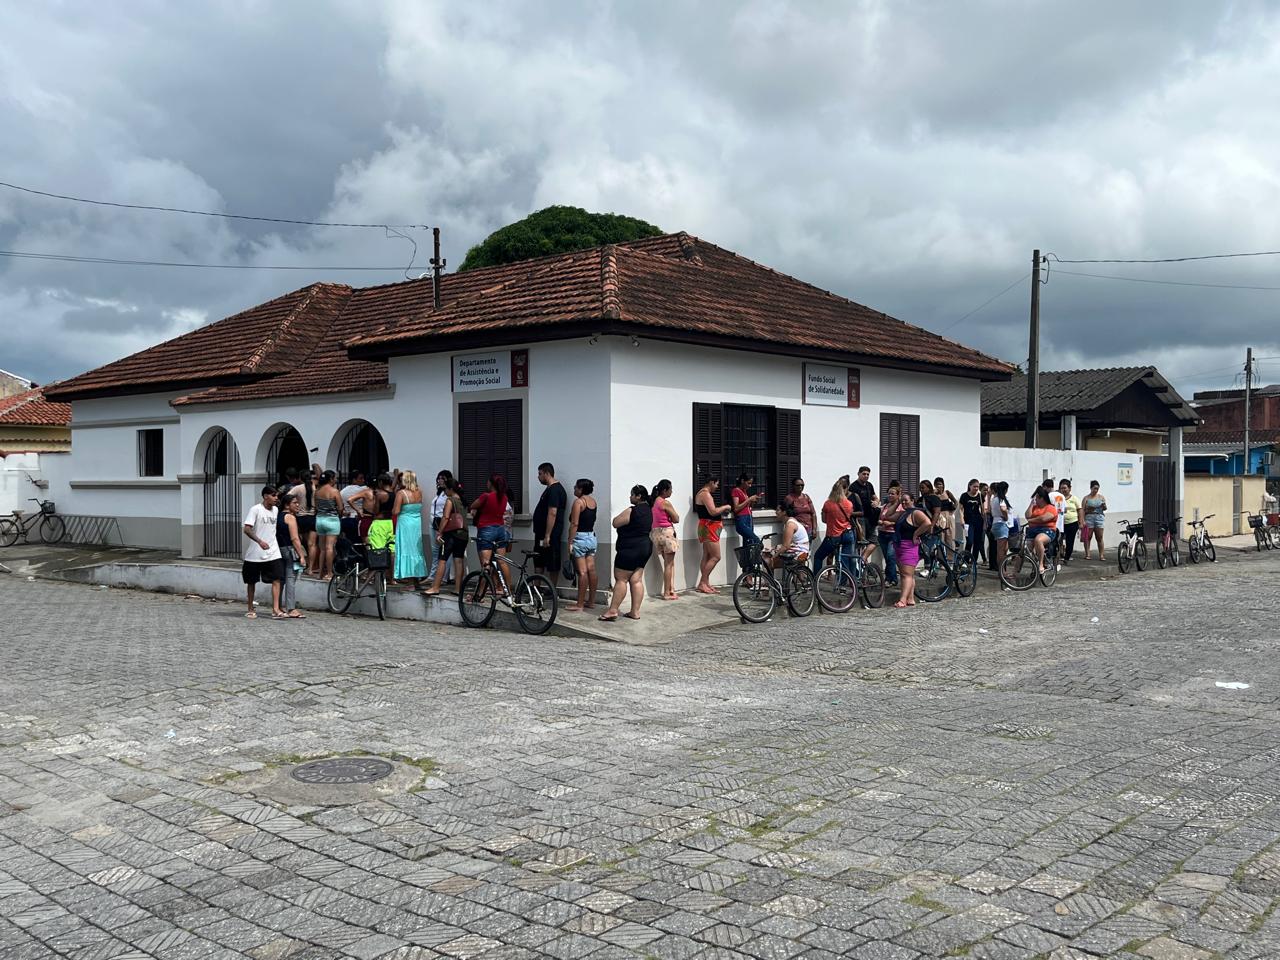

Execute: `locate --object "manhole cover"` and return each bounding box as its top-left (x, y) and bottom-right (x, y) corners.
top-left (290, 757), bottom-right (394, 785)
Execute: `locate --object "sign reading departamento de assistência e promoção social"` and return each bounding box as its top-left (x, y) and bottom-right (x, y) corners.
top-left (452, 349), bottom-right (530, 393)
top-left (803, 362), bottom-right (860, 408)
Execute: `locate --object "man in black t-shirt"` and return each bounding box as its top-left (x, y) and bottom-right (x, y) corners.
top-left (849, 466), bottom-right (877, 538)
top-left (533, 461), bottom-right (568, 584)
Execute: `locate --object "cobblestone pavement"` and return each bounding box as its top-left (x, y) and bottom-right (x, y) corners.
top-left (2, 552), bottom-right (1280, 960)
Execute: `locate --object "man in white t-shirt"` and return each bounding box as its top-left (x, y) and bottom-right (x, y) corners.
top-left (340, 471), bottom-right (367, 540)
top-left (242, 486), bottom-right (284, 619)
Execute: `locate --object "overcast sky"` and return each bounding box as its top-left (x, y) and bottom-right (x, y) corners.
top-left (3, 1), bottom-right (1280, 398)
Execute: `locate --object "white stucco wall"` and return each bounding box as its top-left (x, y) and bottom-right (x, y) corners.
top-left (977, 446), bottom-right (1145, 528)
top-left (0, 452), bottom-right (42, 515)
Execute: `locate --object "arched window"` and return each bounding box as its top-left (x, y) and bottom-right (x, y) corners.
top-left (263, 425), bottom-right (308, 488)
top-left (332, 420), bottom-right (388, 483)
top-left (201, 429), bottom-right (241, 558)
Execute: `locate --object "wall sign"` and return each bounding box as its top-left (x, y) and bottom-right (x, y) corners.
top-left (1117, 462), bottom-right (1134, 485)
top-left (803, 363), bottom-right (860, 408)
top-left (452, 349), bottom-right (529, 392)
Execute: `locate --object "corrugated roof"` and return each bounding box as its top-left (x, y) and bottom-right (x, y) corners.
top-left (982, 367), bottom-right (1199, 424)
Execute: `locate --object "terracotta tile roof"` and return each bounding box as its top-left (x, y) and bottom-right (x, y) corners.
top-left (44, 282), bottom-right (354, 401)
top-left (0, 388), bottom-right (71, 427)
top-left (347, 234), bottom-right (1013, 379)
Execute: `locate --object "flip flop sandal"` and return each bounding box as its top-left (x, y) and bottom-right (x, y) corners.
top-left (598, 614), bottom-right (618, 622)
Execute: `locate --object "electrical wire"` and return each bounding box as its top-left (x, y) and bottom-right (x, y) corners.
top-left (1054, 269), bottom-right (1280, 292)
top-left (1047, 250), bottom-right (1280, 265)
top-left (936, 272), bottom-right (1030, 335)
top-left (0, 249), bottom-right (407, 271)
top-left (0, 179), bottom-right (429, 230)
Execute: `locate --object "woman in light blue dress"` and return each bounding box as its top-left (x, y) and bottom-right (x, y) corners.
top-left (393, 470), bottom-right (428, 587)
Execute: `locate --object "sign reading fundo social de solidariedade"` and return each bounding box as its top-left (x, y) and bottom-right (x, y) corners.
top-left (452, 349), bottom-right (529, 393)
top-left (802, 363), bottom-right (860, 408)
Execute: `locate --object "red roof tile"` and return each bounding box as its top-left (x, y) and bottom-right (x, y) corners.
top-left (0, 388), bottom-right (72, 427)
top-left (46, 231), bottom-right (1012, 406)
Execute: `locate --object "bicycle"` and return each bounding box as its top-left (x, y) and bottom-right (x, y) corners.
top-left (1267, 516), bottom-right (1280, 550)
top-left (915, 536), bottom-right (978, 602)
top-left (1186, 514), bottom-right (1216, 564)
top-left (0, 498), bottom-right (67, 548)
top-left (814, 538), bottom-right (884, 612)
top-left (732, 538), bottom-right (816, 623)
top-left (458, 549), bottom-right (557, 635)
top-left (1248, 513), bottom-right (1271, 552)
top-left (1116, 518), bottom-right (1147, 573)
top-left (999, 526), bottom-right (1058, 590)
top-left (1154, 516), bottom-right (1181, 569)
top-left (327, 538), bottom-right (388, 620)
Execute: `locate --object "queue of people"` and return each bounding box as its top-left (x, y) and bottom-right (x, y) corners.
top-left (242, 460), bottom-right (1113, 620)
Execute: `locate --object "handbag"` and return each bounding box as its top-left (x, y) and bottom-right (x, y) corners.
top-left (441, 498), bottom-right (465, 533)
top-left (562, 559), bottom-right (577, 583)
top-left (366, 547), bottom-right (391, 570)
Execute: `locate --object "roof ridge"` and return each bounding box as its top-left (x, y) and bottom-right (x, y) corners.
top-left (240, 283), bottom-right (352, 374)
top-left (600, 245), bottom-right (622, 320)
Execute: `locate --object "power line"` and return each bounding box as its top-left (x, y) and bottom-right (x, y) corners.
top-left (1055, 269), bottom-right (1280, 292)
top-left (0, 179), bottom-right (429, 230)
top-left (1047, 250), bottom-right (1280, 265)
top-left (937, 272), bottom-right (1030, 335)
top-left (0, 249), bottom-right (408, 271)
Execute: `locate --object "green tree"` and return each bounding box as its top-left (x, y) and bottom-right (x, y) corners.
top-left (458, 205), bottom-right (663, 272)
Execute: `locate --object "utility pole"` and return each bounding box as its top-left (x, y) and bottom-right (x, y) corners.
top-left (430, 227), bottom-right (446, 309)
top-left (1244, 347), bottom-right (1253, 476)
top-left (1024, 249), bottom-right (1042, 449)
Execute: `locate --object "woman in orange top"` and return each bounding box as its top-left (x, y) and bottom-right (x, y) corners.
top-left (811, 480), bottom-right (855, 580)
top-left (1025, 486), bottom-right (1059, 573)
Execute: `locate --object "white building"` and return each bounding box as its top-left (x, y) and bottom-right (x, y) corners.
top-left (42, 233), bottom-right (1013, 589)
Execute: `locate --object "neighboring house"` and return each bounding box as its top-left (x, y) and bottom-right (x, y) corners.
top-left (1183, 430), bottom-right (1280, 477)
top-left (981, 366), bottom-right (1199, 454)
top-left (1193, 384), bottom-right (1280, 434)
top-left (0, 368), bottom-right (33, 399)
top-left (1182, 430), bottom-right (1280, 537)
top-left (43, 232), bottom-right (1014, 584)
top-left (0, 386), bottom-right (73, 516)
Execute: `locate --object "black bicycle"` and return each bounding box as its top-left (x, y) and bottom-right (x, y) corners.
top-left (0, 498), bottom-right (67, 548)
top-left (459, 549), bottom-right (557, 635)
top-left (1000, 526), bottom-right (1059, 590)
top-left (814, 538), bottom-right (885, 612)
top-left (327, 538), bottom-right (388, 620)
top-left (1248, 513), bottom-right (1271, 552)
top-left (915, 537), bottom-right (978, 602)
top-left (732, 538), bottom-right (816, 623)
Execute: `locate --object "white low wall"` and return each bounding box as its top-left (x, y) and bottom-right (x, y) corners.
top-left (0, 453), bottom-right (44, 515)
top-left (977, 446), bottom-right (1145, 524)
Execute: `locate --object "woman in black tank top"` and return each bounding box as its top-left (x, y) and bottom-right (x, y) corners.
top-left (565, 479), bottom-right (599, 613)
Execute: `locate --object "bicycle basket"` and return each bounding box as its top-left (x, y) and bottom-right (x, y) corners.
top-left (1248, 514), bottom-right (1264, 529)
top-left (735, 542), bottom-right (763, 570)
top-left (1007, 528), bottom-right (1025, 550)
top-left (39, 501), bottom-right (55, 515)
top-left (366, 547), bottom-right (391, 570)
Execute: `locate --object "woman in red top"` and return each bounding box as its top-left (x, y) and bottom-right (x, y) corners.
top-left (730, 472), bottom-right (762, 546)
top-left (1025, 486), bottom-right (1059, 573)
top-left (469, 474), bottom-right (511, 572)
top-left (811, 480), bottom-right (855, 579)
top-left (783, 479), bottom-right (817, 541)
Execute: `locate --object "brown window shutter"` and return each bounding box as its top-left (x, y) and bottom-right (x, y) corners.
top-left (903, 415), bottom-right (920, 494)
top-left (457, 399), bottom-right (524, 511)
top-left (692, 403), bottom-right (724, 494)
top-left (773, 408), bottom-right (801, 508)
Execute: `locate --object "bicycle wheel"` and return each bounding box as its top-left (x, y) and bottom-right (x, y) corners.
top-left (953, 553), bottom-right (977, 597)
top-left (783, 565), bottom-right (815, 617)
top-left (514, 573), bottom-right (558, 635)
top-left (1000, 548), bottom-right (1037, 591)
top-left (1118, 541), bottom-right (1131, 574)
top-left (815, 564), bottom-right (857, 613)
top-left (860, 561), bottom-right (886, 608)
top-left (1134, 540), bottom-right (1148, 571)
top-left (374, 571), bottom-right (386, 621)
top-left (1169, 535), bottom-right (1180, 567)
top-left (458, 570), bottom-right (496, 627)
top-left (327, 567), bottom-right (358, 613)
top-left (1187, 536), bottom-right (1200, 564)
top-left (0, 518), bottom-right (18, 548)
top-left (1256, 528), bottom-right (1267, 552)
top-left (38, 515), bottom-right (66, 545)
top-left (733, 570), bottom-right (777, 623)
top-left (1156, 536), bottom-right (1168, 569)
top-left (914, 546), bottom-right (950, 602)
top-left (1039, 557), bottom-right (1058, 587)
top-left (1203, 534), bottom-right (1216, 562)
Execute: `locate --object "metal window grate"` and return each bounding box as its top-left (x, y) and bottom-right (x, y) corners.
top-left (202, 429), bottom-right (241, 558)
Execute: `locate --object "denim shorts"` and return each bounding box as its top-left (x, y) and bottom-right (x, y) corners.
top-left (991, 521), bottom-right (1009, 539)
top-left (315, 515), bottom-right (340, 537)
top-left (571, 532), bottom-right (597, 558)
top-left (476, 525), bottom-right (509, 552)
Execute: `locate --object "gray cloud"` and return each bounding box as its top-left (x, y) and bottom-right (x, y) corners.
top-left (2, 0), bottom-right (1279, 398)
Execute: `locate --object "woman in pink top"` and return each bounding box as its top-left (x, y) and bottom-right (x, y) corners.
top-left (649, 479), bottom-right (681, 600)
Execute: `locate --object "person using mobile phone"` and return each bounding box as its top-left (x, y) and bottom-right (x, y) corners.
top-left (730, 472), bottom-right (762, 545)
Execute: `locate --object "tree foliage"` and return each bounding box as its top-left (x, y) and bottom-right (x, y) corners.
top-left (458, 205), bottom-right (663, 272)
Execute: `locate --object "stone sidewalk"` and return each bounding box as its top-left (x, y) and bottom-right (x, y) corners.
top-left (2, 550), bottom-right (1280, 959)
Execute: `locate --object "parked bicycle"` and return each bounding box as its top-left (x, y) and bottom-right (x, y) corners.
top-left (1267, 515), bottom-right (1280, 550)
top-left (999, 526), bottom-right (1058, 590)
top-left (1154, 516), bottom-right (1181, 569)
top-left (1116, 518), bottom-right (1147, 573)
top-left (915, 537), bottom-right (978, 602)
top-left (0, 498), bottom-right (67, 548)
top-left (1248, 513), bottom-right (1271, 552)
top-left (732, 536), bottom-right (815, 622)
top-left (327, 537), bottom-right (388, 620)
top-left (1186, 514), bottom-right (1216, 564)
top-left (458, 549), bottom-right (557, 634)
top-left (814, 539), bottom-right (885, 612)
